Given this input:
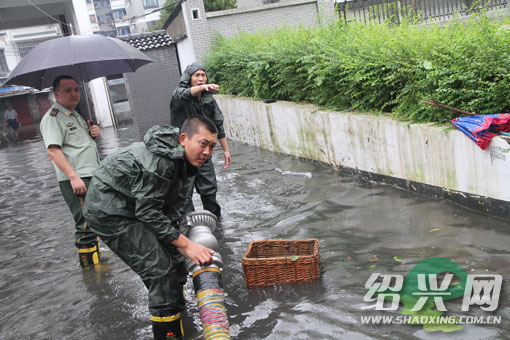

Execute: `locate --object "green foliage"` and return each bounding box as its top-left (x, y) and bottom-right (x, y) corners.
top-left (152, 0), bottom-right (179, 31)
top-left (154, 0), bottom-right (237, 31)
top-left (204, 0), bottom-right (237, 12)
top-left (206, 14), bottom-right (510, 123)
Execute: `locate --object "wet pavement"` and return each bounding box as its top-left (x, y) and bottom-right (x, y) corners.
top-left (1, 124), bottom-right (510, 340)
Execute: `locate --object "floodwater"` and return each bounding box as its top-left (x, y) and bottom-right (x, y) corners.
top-left (1, 124), bottom-right (510, 340)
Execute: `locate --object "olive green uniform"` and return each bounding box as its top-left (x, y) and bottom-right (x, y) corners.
top-left (40, 102), bottom-right (100, 248)
top-left (170, 63), bottom-right (226, 217)
top-left (83, 125), bottom-right (195, 318)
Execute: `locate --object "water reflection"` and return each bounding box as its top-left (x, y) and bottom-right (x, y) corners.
top-left (1, 124), bottom-right (509, 340)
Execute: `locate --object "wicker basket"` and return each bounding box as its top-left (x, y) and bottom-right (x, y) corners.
top-left (242, 239), bottom-right (320, 288)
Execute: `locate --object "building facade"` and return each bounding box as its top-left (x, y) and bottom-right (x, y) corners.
top-left (120, 31), bottom-right (181, 138)
top-left (86, 0), bottom-right (168, 37)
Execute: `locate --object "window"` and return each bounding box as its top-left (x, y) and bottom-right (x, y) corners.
top-left (142, 0), bottom-right (158, 10)
top-left (103, 0), bottom-right (110, 8)
top-left (94, 1), bottom-right (102, 9)
top-left (86, 0), bottom-right (92, 3)
top-left (112, 9), bottom-right (127, 20)
top-left (0, 50), bottom-right (9, 74)
top-left (89, 15), bottom-right (96, 23)
top-left (146, 20), bottom-right (158, 29)
top-left (98, 15), bottom-right (106, 24)
top-left (117, 27), bottom-right (131, 36)
top-left (192, 9), bottom-right (199, 19)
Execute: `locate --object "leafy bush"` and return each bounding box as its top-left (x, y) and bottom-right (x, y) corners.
top-left (155, 0), bottom-right (237, 30)
top-left (206, 14), bottom-right (510, 123)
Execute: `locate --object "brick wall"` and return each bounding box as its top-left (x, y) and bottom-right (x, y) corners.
top-left (208, 1), bottom-right (318, 39)
top-left (182, 0), bottom-right (211, 65)
top-left (124, 45), bottom-right (181, 139)
top-left (180, 0), bottom-right (337, 64)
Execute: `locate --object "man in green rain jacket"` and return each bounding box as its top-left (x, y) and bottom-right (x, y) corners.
top-left (170, 63), bottom-right (231, 218)
top-left (83, 116), bottom-right (218, 340)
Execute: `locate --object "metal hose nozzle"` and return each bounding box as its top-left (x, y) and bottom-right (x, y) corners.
top-left (182, 211), bottom-right (231, 340)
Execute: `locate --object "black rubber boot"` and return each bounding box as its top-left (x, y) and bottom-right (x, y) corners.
top-left (152, 314), bottom-right (184, 340)
top-left (202, 197), bottom-right (221, 218)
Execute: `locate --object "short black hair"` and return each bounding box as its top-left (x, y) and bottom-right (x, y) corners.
top-left (53, 75), bottom-right (77, 91)
top-left (181, 115), bottom-right (218, 138)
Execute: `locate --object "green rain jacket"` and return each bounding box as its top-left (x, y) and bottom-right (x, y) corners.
top-left (170, 62), bottom-right (226, 139)
top-left (83, 125), bottom-right (196, 244)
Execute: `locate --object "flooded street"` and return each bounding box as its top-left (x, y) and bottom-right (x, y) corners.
top-left (1, 124), bottom-right (510, 340)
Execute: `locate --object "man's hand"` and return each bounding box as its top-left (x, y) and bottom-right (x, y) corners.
top-left (47, 145), bottom-right (85, 194)
top-left (219, 138), bottom-right (231, 169)
top-left (202, 84), bottom-right (219, 93)
top-left (173, 234), bottom-right (215, 266)
top-left (88, 120), bottom-right (101, 138)
top-left (70, 176), bottom-right (87, 195)
top-left (223, 150), bottom-right (232, 169)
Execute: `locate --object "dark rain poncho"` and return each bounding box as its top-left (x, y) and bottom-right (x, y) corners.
top-left (169, 63), bottom-right (225, 217)
top-left (83, 125), bottom-right (196, 316)
top-left (170, 62), bottom-right (226, 139)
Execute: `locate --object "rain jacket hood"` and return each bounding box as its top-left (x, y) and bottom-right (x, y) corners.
top-left (178, 63), bottom-right (214, 104)
top-left (83, 124), bottom-right (196, 246)
top-left (179, 62), bottom-right (206, 87)
top-left (143, 124), bottom-right (184, 158)
top-left (170, 64), bottom-right (226, 139)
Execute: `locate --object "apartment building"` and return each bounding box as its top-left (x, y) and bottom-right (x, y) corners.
top-left (87, 0), bottom-right (167, 37)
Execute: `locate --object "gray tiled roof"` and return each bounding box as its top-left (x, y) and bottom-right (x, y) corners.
top-left (120, 30), bottom-right (174, 51)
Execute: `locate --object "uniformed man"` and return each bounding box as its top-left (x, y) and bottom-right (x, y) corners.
top-left (83, 116), bottom-right (218, 340)
top-left (170, 63), bottom-right (231, 218)
top-left (40, 75), bottom-right (101, 268)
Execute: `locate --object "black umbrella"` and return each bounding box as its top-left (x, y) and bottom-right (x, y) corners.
top-left (4, 34), bottom-right (154, 89)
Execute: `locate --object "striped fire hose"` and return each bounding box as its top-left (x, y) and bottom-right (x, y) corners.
top-left (181, 211), bottom-right (230, 340)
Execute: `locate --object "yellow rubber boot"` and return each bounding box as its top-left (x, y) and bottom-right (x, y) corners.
top-left (152, 313), bottom-right (184, 340)
top-left (78, 244), bottom-right (99, 268)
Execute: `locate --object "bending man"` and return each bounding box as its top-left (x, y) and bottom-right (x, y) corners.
top-left (83, 116), bottom-right (218, 340)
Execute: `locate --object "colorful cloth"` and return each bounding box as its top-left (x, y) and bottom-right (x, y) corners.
top-left (451, 114), bottom-right (510, 150)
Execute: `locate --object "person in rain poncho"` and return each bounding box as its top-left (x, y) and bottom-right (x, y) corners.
top-left (170, 63), bottom-right (231, 218)
top-left (83, 116), bottom-right (218, 340)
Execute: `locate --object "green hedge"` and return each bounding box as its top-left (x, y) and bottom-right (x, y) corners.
top-left (205, 14), bottom-right (510, 123)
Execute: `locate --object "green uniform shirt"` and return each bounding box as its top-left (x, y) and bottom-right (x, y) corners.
top-left (40, 102), bottom-right (100, 181)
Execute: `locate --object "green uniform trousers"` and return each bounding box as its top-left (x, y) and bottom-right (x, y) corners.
top-left (185, 158), bottom-right (221, 217)
top-left (59, 177), bottom-right (98, 247)
top-left (88, 220), bottom-right (188, 316)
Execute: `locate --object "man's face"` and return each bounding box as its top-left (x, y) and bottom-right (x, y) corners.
top-left (190, 70), bottom-right (207, 87)
top-left (54, 78), bottom-right (80, 111)
top-left (180, 125), bottom-right (218, 167)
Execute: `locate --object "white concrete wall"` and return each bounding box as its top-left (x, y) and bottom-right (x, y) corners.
top-left (176, 37), bottom-right (197, 70)
top-left (216, 95), bottom-right (510, 203)
top-left (72, 0), bottom-right (113, 127)
top-left (89, 78), bottom-right (113, 127)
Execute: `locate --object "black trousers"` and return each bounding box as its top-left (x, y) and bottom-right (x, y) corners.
top-left (185, 158), bottom-right (221, 217)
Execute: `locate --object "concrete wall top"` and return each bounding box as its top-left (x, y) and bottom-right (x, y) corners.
top-left (216, 95), bottom-right (510, 208)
